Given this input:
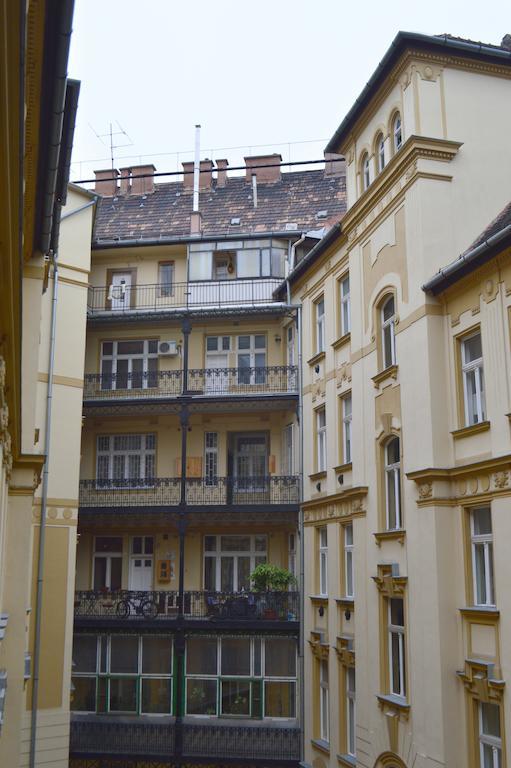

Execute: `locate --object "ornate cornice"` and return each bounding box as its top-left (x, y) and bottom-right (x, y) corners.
top-left (408, 455), bottom-right (511, 506)
top-left (372, 564), bottom-right (407, 598)
top-left (303, 486), bottom-right (368, 525)
top-left (457, 658), bottom-right (505, 703)
top-left (335, 635), bottom-right (355, 667)
top-left (309, 631), bottom-right (330, 660)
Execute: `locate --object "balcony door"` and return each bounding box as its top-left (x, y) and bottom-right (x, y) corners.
top-left (129, 536), bottom-right (154, 591)
top-left (230, 434), bottom-right (268, 492)
top-left (205, 336), bottom-right (230, 393)
top-left (204, 534), bottom-right (267, 592)
top-left (109, 272), bottom-right (132, 310)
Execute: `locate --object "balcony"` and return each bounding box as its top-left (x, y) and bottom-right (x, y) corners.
top-left (87, 278), bottom-right (285, 317)
top-left (83, 366), bottom-right (298, 404)
top-left (70, 716), bottom-right (300, 765)
top-left (78, 476), bottom-right (300, 514)
top-left (74, 589), bottom-right (299, 628)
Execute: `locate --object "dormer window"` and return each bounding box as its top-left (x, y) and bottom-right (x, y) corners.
top-left (393, 113), bottom-right (402, 153)
top-left (377, 134), bottom-right (385, 172)
top-left (362, 153), bottom-right (370, 191)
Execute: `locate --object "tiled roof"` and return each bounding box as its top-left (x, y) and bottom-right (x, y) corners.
top-left (465, 199), bottom-right (511, 252)
top-left (93, 170), bottom-right (346, 245)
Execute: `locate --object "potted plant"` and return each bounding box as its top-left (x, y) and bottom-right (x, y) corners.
top-left (249, 564), bottom-right (297, 619)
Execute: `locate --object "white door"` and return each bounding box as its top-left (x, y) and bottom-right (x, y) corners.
top-left (109, 272), bottom-right (132, 310)
top-left (129, 536), bottom-right (153, 590)
top-left (205, 353), bottom-right (229, 393)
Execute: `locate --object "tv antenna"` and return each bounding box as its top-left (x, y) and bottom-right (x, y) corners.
top-left (88, 121), bottom-right (134, 172)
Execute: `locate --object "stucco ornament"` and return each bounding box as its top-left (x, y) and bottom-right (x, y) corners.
top-left (494, 471), bottom-right (509, 489)
top-left (418, 482), bottom-right (433, 499)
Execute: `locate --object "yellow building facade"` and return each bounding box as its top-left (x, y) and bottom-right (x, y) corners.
top-left (283, 31), bottom-right (511, 768)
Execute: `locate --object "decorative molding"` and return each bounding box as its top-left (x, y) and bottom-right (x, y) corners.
top-left (373, 529), bottom-right (406, 546)
top-left (335, 635), bottom-right (355, 667)
top-left (376, 695), bottom-right (410, 753)
top-left (334, 462), bottom-right (352, 474)
top-left (457, 658), bottom-right (505, 704)
top-left (372, 563), bottom-right (407, 597)
top-left (331, 333), bottom-right (351, 350)
top-left (372, 364), bottom-right (398, 388)
top-left (309, 631), bottom-right (330, 660)
top-left (408, 455), bottom-right (511, 506)
top-left (336, 362), bottom-right (352, 388)
top-left (451, 420), bottom-right (490, 440)
top-left (303, 486), bottom-right (368, 525)
top-left (307, 351), bottom-right (326, 367)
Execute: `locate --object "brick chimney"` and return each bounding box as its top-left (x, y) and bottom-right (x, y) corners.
top-left (216, 159), bottom-right (229, 187)
top-left (130, 164), bottom-right (156, 195)
top-left (182, 159), bottom-right (214, 191)
top-left (324, 152), bottom-right (345, 177)
top-left (94, 168), bottom-right (119, 196)
top-left (244, 153), bottom-right (281, 183)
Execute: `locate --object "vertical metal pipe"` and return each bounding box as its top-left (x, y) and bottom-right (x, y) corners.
top-left (192, 124), bottom-right (201, 213)
top-left (296, 303), bottom-right (305, 763)
top-left (252, 174), bottom-right (258, 209)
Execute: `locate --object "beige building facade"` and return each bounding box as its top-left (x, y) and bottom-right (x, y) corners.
top-left (283, 31), bottom-right (511, 768)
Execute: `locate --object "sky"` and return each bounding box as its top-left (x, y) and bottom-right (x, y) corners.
top-left (68, 0), bottom-right (510, 184)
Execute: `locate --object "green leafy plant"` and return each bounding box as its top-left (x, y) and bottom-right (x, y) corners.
top-left (249, 563), bottom-right (297, 592)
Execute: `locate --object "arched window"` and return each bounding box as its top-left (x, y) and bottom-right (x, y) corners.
top-left (381, 295), bottom-right (396, 368)
top-left (384, 436), bottom-right (401, 530)
top-left (376, 134), bottom-right (385, 172)
top-left (361, 153), bottom-right (370, 191)
top-left (392, 113), bottom-right (402, 152)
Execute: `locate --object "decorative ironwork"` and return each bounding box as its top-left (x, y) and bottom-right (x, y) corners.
top-left (70, 718), bottom-right (175, 757)
top-left (182, 722), bottom-right (300, 762)
top-left (83, 367), bottom-right (298, 402)
top-left (74, 590), bottom-right (299, 622)
top-left (87, 279), bottom-right (283, 315)
top-left (78, 476), bottom-right (300, 508)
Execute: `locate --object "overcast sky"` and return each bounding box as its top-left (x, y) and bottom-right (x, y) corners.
top-left (68, 0), bottom-right (510, 183)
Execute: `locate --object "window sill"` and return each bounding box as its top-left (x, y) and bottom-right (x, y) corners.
top-left (311, 738), bottom-right (330, 755)
top-left (337, 755), bottom-right (357, 767)
top-left (459, 606), bottom-right (499, 620)
top-left (334, 462), bottom-right (352, 474)
top-left (373, 528), bottom-right (406, 546)
top-left (332, 333), bottom-right (351, 350)
top-left (336, 597), bottom-right (354, 609)
top-left (372, 364), bottom-right (398, 388)
top-left (451, 421), bottom-right (490, 439)
top-left (309, 595), bottom-right (329, 605)
top-left (376, 693), bottom-right (410, 719)
top-left (309, 470), bottom-right (327, 481)
top-left (307, 351), bottom-right (326, 367)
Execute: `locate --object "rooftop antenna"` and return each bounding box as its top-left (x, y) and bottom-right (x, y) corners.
top-left (88, 121), bottom-right (134, 172)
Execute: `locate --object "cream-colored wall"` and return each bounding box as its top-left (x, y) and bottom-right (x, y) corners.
top-left (89, 244), bottom-right (188, 288)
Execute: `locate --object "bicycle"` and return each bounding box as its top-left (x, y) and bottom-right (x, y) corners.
top-left (115, 592), bottom-right (159, 619)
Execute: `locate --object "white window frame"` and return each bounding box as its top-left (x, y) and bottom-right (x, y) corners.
top-left (461, 332), bottom-right (486, 426)
top-left (315, 297), bottom-right (325, 353)
top-left (96, 433), bottom-right (156, 487)
top-left (282, 423), bottom-right (294, 476)
top-left (158, 261), bottom-right (174, 297)
top-left (388, 598), bottom-right (406, 698)
top-left (316, 407), bottom-right (327, 473)
top-left (393, 114), bottom-right (402, 152)
top-left (100, 340), bottom-right (158, 390)
top-left (340, 275), bottom-right (351, 335)
top-left (381, 296), bottom-right (396, 369)
top-left (203, 534), bottom-right (267, 592)
top-left (362, 154), bottom-right (370, 190)
top-left (384, 437), bottom-right (401, 530)
top-left (319, 658), bottom-right (329, 742)
top-left (377, 134), bottom-right (385, 172)
top-left (479, 701), bottom-right (502, 768)
top-left (342, 394), bottom-right (352, 465)
top-left (204, 432), bottom-right (219, 485)
top-left (346, 666), bottom-right (356, 757)
top-left (319, 527), bottom-right (328, 597)
top-left (237, 334), bottom-right (267, 385)
top-left (344, 523), bottom-right (354, 599)
top-left (92, 536), bottom-right (123, 591)
top-left (470, 507), bottom-right (495, 607)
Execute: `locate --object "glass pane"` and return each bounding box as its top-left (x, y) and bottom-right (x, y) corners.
top-left (383, 325), bottom-right (393, 367)
top-left (474, 543), bottom-right (487, 604)
top-left (383, 296), bottom-right (395, 321)
top-left (110, 558), bottom-right (122, 591)
top-left (102, 342), bottom-right (113, 356)
top-left (255, 335), bottom-right (266, 349)
top-left (237, 557), bottom-right (251, 590)
top-left (221, 536), bottom-right (251, 552)
top-left (71, 677), bottom-right (96, 712)
top-left (237, 249), bottom-right (259, 277)
top-left (346, 551), bottom-right (353, 596)
top-left (220, 557), bottom-right (234, 591)
top-left (73, 635), bottom-right (97, 673)
top-left (238, 336), bottom-right (250, 350)
top-left (481, 702), bottom-right (501, 737)
top-left (189, 251), bottom-right (212, 280)
top-left (110, 636), bottom-right (139, 673)
top-left (141, 678), bottom-right (171, 714)
top-left (391, 632), bottom-right (401, 693)
top-left (473, 508), bottom-right (492, 536)
top-left (481, 743), bottom-right (499, 768)
top-left (109, 678), bottom-right (137, 712)
top-left (347, 667), bottom-right (355, 694)
top-left (386, 470), bottom-right (397, 529)
top-left (205, 536), bottom-right (217, 552)
top-left (95, 537), bottom-right (123, 553)
top-left (204, 558), bottom-right (216, 591)
top-left (186, 678), bottom-right (217, 715)
top-left (265, 638), bottom-right (296, 677)
top-left (465, 369), bottom-right (478, 424)
top-left (93, 557), bottom-right (107, 590)
top-left (186, 637), bottom-right (217, 675)
top-left (144, 537), bottom-right (154, 555)
top-left (206, 337), bottom-right (218, 352)
top-left (390, 598), bottom-right (404, 627)
top-left (253, 638), bottom-right (261, 676)
top-left (464, 333), bottom-right (482, 363)
top-left (97, 677), bottom-right (107, 713)
top-left (221, 680), bottom-right (250, 716)
top-left (255, 536), bottom-right (267, 552)
top-left (265, 681), bottom-right (296, 717)
top-left (117, 341), bottom-right (144, 355)
top-left (142, 637), bottom-right (172, 674)
top-left (345, 523), bottom-right (353, 546)
top-left (221, 638), bottom-right (250, 676)
top-left (132, 537), bottom-right (142, 555)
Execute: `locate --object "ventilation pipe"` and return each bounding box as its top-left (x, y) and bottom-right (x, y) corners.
top-left (252, 174), bottom-right (258, 209)
top-left (193, 124), bottom-right (200, 213)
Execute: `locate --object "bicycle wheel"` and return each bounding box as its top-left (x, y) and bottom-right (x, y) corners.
top-left (116, 599), bottom-right (131, 618)
top-left (141, 598), bottom-right (159, 619)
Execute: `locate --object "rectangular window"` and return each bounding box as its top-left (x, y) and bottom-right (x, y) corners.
top-left (71, 634), bottom-right (173, 715)
top-left (316, 407), bottom-right (327, 472)
top-left (319, 527), bottom-right (328, 597)
top-left (203, 534), bottom-right (267, 592)
top-left (282, 424), bottom-right (294, 475)
top-left (237, 335), bottom-right (266, 385)
top-left (388, 598), bottom-right (406, 698)
top-left (471, 507), bottom-right (495, 607)
top-left (93, 536), bottom-right (123, 591)
top-left (461, 331), bottom-right (486, 425)
top-left (346, 666), bottom-right (356, 757)
top-left (340, 275), bottom-right (351, 336)
top-left (319, 659), bottom-right (329, 742)
top-left (158, 262), bottom-right (174, 297)
top-left (479, 702), bottom-right (502, 768)
top-left (185, 635), bottom-right (297, 719)
top-left (204, 432), bottom-right (218, 485)
top-left (288, 532), bottom-right (297, 578)
top-left (96, 433), bottom-right (156, 486)
top-left (344, 523), bottom-right (354, 599)
top-left (101, 340), bottom-right (158, 390)
top-left (316, 297), bottom-right (325, 353)
top-left (342, 394), bottom-right (352, 465)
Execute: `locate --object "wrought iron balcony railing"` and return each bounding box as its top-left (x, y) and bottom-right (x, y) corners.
top-left (83, 366), bottom-right (298, 401)
top-left (70, 717), bottom-right (300, 763)
top-left (87, 278), bottom-right (284, 315)
top-left (79, 476), bottom-right (300, 508)
top-left (74, 590), bottom-right (299, 622)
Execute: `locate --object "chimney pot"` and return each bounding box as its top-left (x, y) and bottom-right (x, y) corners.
top-left (125, 164), bottom-right (156, 195)
top-left (324, 152), bottom-right (346, 178)
top-left (244, 153), bottom-right (282, 183)
top-left (94, 168), bottom-right (119, 196)
top-left (182, 159), bottom-right (214, 191)
top-left (216, 158), bottom-right (229, 187)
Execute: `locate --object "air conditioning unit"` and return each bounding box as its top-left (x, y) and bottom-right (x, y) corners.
top-left (158, 340), bottom-right (178, 356)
